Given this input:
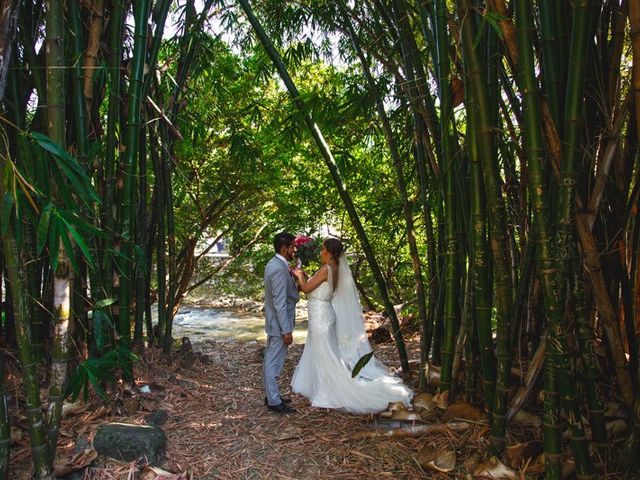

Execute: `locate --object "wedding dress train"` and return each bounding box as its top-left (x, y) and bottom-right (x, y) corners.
top-left (291, 259), bottom-right (412, 414)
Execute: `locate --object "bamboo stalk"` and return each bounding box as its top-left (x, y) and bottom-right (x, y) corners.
top-left (0, 130), bottom-right (50, 477)
top-left (455, 0), bottom-right (513, 452)
top-left (133, 124), bottom-right (148, 346)
top-left (433, 0), bottom-right (459, 398)
top-left (350, 421), bottom-right (470, 440)
top-left (464, 66), bottom-right (496, 412)
top-left (507, 336), bottom-right (545, 423)
top-left (452, 264), bottom-right (472, 400)
top-left (0, 359), bottom-right (8, 480)
top-left (537, 0), bottom-right (565, 128)
top-left (161, 122), bottom-right (176, 354)
top-left (516, 0), bottom-right (594, 474)
top-left (543, 355), bottom-right (562, 480)
top-left (82, 0), bottom-right (104, 113)
top-left (629, 0), bottom-right (640, 142)
top-left (571, 261), bottom-right (607, 449)
top-left (150, 123), bottom-right (165, 345)
top-left (102, 0), bottom-right (126, 304)
top-left (45, 0), bottom-right (72, 463)
top-left (67, 0), bottom-right (91, 358)
top-left (140, 0), bottom-right (171, 100)
top-left (117, 0), bottom-right (151, 346)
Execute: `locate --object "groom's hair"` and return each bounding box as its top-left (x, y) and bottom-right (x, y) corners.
top-left (273, 232), bottom-right (295, 253)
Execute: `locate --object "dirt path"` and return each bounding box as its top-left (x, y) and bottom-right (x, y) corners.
top-left (6, 333), bottom-right (431, 479)
top-left (151, 337), bottom-right (427, 479)
top-left (10, 329), bottom-right (625, 478)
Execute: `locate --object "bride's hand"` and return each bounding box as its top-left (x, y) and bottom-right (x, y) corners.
top-left (293, 267), bottom-right (306, 280)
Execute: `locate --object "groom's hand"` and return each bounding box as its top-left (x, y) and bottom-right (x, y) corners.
top-left (283, 332), bottom-right (293, 346)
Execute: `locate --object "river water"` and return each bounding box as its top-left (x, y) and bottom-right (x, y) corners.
top-left (171, 304), bottom-right (309, 343)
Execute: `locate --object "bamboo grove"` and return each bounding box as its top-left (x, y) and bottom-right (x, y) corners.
top-left (234, 0), bottom-right (640, 477)
top-left (0, 0), bottom-right (637, 478)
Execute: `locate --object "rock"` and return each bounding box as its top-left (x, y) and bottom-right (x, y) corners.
top-left (94, 423), bottom-right (166, 465)
top-left (144, 409), bottom-right (169, 426)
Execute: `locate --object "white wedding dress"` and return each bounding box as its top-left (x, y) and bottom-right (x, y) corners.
top-left (291, 258), bottom-right (412, 414)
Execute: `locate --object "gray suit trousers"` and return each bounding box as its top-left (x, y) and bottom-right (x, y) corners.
top-left (264, 334), bottom-right (287, 406)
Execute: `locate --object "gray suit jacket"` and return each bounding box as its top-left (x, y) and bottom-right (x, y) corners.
top-left (263, 255), bottom-right (299, 336)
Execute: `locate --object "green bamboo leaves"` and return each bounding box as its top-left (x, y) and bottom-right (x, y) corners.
top-left (66, 346), bottom-right (138, 402)
top-left (31, 132), bottom-right (99, 206)
top-left (36, 203), bottom-right (106, 271)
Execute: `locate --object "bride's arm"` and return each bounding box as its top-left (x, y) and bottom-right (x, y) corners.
top-left (294, 265), bottom-right (328, 294)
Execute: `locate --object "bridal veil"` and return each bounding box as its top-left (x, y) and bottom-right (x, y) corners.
top-left (332, 255), bottom-right (402, 381)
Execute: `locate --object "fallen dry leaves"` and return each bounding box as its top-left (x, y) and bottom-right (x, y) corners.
top-left (3, 327), bottom-right (630, 479)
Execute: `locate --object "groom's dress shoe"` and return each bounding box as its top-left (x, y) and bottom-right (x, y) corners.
top-left (264, 396), bottom-right (291, 405)
top-left (267, 402), bottom-right (296, 414)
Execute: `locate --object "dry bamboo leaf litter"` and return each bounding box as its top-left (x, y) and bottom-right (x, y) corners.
top-left (4, 331), bottom-right (628, 479)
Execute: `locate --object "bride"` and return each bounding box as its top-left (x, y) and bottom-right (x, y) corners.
top-left (291, 238), bottom-right (412, 414)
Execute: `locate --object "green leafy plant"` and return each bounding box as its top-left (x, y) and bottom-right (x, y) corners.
top-left (66, 346), bottom-right (139, 402)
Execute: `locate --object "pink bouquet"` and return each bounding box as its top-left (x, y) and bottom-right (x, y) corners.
top-left (294, 235), bottom-right (320, 267)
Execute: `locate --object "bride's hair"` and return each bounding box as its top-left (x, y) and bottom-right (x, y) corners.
top-left (323, 238), bottom-right (344, 260)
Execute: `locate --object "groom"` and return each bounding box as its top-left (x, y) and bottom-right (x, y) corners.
top-left (263, 232), bottom-right (299, 414)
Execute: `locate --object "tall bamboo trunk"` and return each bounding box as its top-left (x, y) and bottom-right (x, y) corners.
top-left (117, 0), bottom-right (151, 346)
top-left (161, 123), bottom-right (176, 354)
top-left (515, 0), bottom-right (594, 475)
top-left (631, 0), bottom-right (640, 142)
top-left (571, 260), bottom-right (607, 449)
top-left (149, 125), bottom-right (165, 346)
top-left (467, 85), bottom-right (496, 411)
top-left (238, 0), bottom-right (410, 374)
top-left (67, 0), bottom-right (90, 357)
top-left (133, 0), bottom-right (171, 346)
top-left (133, 125), bottom-right (148, 346)
top-left (433, 0), bottom-right (459, 398)
top-left (0, 137), bottom-right (50, 479)
top-left (0, 360), bottom-right (7, 480)
top-left (1, 221), bottom-right (51, 478)
top-left (5, 59), bottom-right (47, 361)
top-left (455, 0), bottom-right (513, 451)
top-left (538, 0), bottom-right (565, 128)
top-left (424, 206), bottom-right (438, 377)
top-left (141, 0), bottom-right (171, 99)
top-left (83, 0), bottom-right (104, 116)
top-left (102, 0), bottom-right (126, 306)
top-left (0, 20), bottom-right (20, 477)
top-left (45, 0), bottom-right (72, 462)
